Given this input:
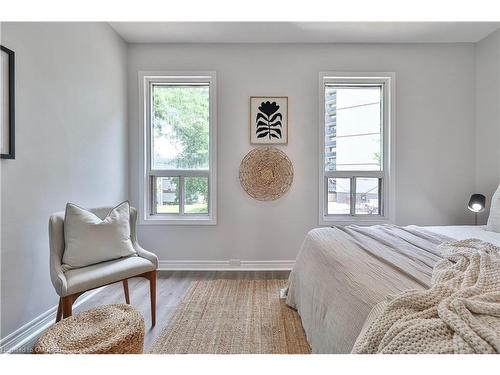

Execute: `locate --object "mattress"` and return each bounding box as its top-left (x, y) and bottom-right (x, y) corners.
top-left (425, 225), bottom-right (500, 246)
top-left (285, 224), bottom-right (500, 354)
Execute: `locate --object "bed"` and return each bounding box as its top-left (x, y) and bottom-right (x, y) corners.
top-left (285, 224), bottom-right (500, 353)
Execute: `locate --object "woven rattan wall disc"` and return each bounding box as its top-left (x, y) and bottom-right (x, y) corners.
top-left (239, 147), bottom-right (294, 201)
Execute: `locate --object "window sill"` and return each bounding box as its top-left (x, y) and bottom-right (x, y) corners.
top-left (319, 215), bottom-right (392, 227)
top-left (140, 215), bottom-right (217, 226)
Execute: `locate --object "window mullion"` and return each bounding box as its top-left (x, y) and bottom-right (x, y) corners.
top-left (379, 178), bottom-right (383, 216)
top-left (179, 175), bottom-right (185, 215)
top-left (350, 177), bottom-right (356, 216)
top-left (150, 176), bottom-right (156, 215)
top-left (207, 176), bottom-right (211, 215)
top-left (324, 176), bottom-right (329, 215)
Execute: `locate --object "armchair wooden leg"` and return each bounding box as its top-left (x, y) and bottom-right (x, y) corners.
top-left (56, 298), bottom-right (63, 323)
top-left (61, 295), bottom-right (74, 319)
top-left (148, 270), bottom-right (157, 326)
top-left (123, 279), bottom-right (130, 304)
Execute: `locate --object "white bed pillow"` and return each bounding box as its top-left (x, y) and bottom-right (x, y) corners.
top-left (62, 201), bottom-right (136, 270)
top-left (486, 184), bottom-right (500, 233)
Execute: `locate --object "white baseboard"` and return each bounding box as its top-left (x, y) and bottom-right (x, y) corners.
top-left (158, 260), bottom-right (295, 271)
top-left (0, 288), bottom-right (103, 354)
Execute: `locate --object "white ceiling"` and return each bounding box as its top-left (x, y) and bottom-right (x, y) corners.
top-left (109, 22), bottom-right (500, 44)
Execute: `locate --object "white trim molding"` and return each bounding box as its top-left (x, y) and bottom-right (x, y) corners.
top-left (318, 72), bottom-right (396, 226)
top-left (158, 260), bottom-right (295, 271)
top-left (138, 71), bottom-right (217, 226)
top-left (0, 288), bottom-right (103, 354)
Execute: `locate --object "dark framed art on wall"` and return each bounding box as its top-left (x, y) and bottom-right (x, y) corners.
top-left (1, 45), bottom-right (15, 159)
top-left (250, 96), bottom-right (288, 145)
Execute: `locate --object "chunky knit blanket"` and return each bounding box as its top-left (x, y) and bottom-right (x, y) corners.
top-left (352, 239), bottom-right (500, 354)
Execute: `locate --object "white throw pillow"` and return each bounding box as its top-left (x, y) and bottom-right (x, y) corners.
top-left (62, 201), bottom-right (136, 270)
top-left (486, 184), bottom-right (500, 233)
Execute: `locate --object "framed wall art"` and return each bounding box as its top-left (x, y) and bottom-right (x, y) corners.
top-left (1, 45), bottom-right (15, 159)
top-left (250, 96), bottom-right (288, 145)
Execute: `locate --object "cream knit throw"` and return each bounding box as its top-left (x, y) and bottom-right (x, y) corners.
top-left (352, 239), bottom-right (500, 354)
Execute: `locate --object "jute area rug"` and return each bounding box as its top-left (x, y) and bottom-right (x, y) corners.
top-left (148, 279), bottom-right (311, 354)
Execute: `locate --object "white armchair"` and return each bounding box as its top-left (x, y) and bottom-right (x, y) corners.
top-left (48, 206), bottom-right (158, 325)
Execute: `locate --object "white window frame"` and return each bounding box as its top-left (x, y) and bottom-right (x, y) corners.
top-left (318, 72), bottom-right (395, 226)
top-left (138, 71), bottom-right (217, 225)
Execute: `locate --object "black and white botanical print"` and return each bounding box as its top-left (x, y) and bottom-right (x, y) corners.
top-left (256, 101), bottom-right (282, 140)
top-left (250, 97), bottom-right (288, 144)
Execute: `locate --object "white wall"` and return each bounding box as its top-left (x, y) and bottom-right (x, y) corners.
top-left (0, 23), bottom-right (128, 339)
top-left (0, 33), bottom-right (484, 338)
top-left (475, 30), bottom-right (500, 223)
top-left (127, 43), bottom-right (476, 264)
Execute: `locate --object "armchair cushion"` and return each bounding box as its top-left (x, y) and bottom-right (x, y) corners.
top-left (62, 201), bottom-right (136, 270)
top-left (63, 256), bottom-right (156, 296)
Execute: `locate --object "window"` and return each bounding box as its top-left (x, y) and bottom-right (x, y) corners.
top-left (140, 72), bottom-right (216, 224)
top-left (319, 73), bottom-right (393, 225)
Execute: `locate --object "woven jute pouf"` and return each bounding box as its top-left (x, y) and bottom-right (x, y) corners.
top-left (33, 304), bottom-right (145, 354)
top-left (239, 146), bottom-right (294, 201)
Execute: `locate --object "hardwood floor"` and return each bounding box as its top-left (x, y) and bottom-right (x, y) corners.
top-left (72, 271), bottom-right (290, 351)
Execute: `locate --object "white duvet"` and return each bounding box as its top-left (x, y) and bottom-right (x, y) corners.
top-left (285, 224), bottom-right (500, 353)
top-left (425, 225), bottom-right (500, 246)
